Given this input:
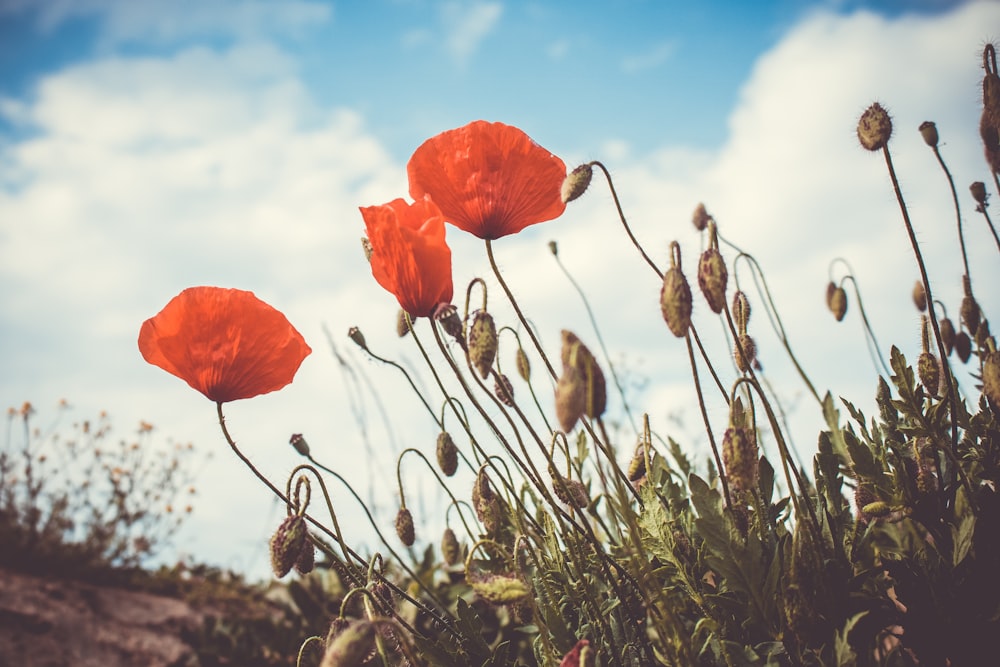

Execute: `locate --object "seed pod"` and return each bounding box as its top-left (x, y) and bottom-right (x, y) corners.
top-left (697, 246), bottom-right (728, 314)
top-left (270, 514), bottom-right (308, 579)
top-left (395, 507), bottom-right (415, 547)
top-left (289, 433), bottom-right (311, 457)
top-left (347, 326), bottom-right (368, 350)
top-left (436, 431), bottom-right (458, 477)
top-left (984, 350), bottom-right (1000, 406)
top-left (692, 203), bottom-right (711, 231)
top-left (441, 527), bottom-right (460, 566)
top-left (955, 331), bottom-right (973, 363)
top-left (734, 333), bottom-right (756, 373)
top-left (515, 347), bottom-right (531, 381)
top-left (494, 373), bottom-right (515, 406)
top-left (434, 303), bottom-right (464, 344)
top-left (396, 308), bottom-right (410, 337)
top-left (919, 121), bottom-right (939, 147)
top-left (561, 163), bottom-right (593, 203)
top-left (917, 352), bottom-right (939, 397)
top-left (471, 573), bottom-right (530, 605)
top-left (468, 310), bottom-right (498, 379)
top-left (660, 246), bottom-right (692, 337)
top-left (320, 620), bottom-right (375, 667)
top-left (940, 317), bottom-right (956, 356)
top-left (971, 181), bottom-right (988, 206)
top-left (829, 286), bottom-right (848, 322)
top-left (912, 280), bottom-right (927, 312)
top-left (857, 102), bottom-right (892, 151)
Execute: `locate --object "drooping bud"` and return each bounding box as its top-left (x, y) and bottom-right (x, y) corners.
top-left (472, 469), bottom-right (502, 535)
top-left (548, 240), bottom-right (558, 256)
top-left (829, 285), bottom-right (848, 322)
top-left (347, 326), bottom-right (368, 350)
top-left (960, 276), bottom-right (980, 336)
top-left (561, 163), bottom-right (594, 203)
top-left (627, 447), bottom-right (647, 482)
top-left (692, 203), bottom-right (711, 231)
top-left (660, 243), bottom-right (692, 337)
top-left (722, 400), bottom-right (758, 494)
top-left (468, 310), bottom-right (498, 379)
top-left (984, 349), bottom-right (1000, 406)
top-left (395, 507), bottom-right (415, 547)
top-left (912, 280), bottom-right (927, 312)
top-left (295, 537), bottom-right (315, 575)
top-left (320, 620), bottom-right (375, 667)
top-left (697, 224), bottom-right (728, 314)
top-left (441, 527), bottom-right (460, 566)
top-left (436, 432), bottom-right (458, 477)
top-left (289, 433), bottom-right (311, 457)
top-left (854, 484), bottom-right (876, 521)
top-left (940, 317), bottom-right (956, 357)
top-left (396, 309), bottom-right (410, 337)
top-left (732, 290), bottom-right (751, 332)
top-left (918, 121), bottom-right (939, 147)
top-left (560, 331), bottom-right (607, 420)
top-left (733, 333), bottom-right (756, 373)
top-left (955, 331), bottom-right (973, 363)
top-left (552, 474), bottom-right (589, 508)
top-left (471, 573), bottom-right (530, 605)
top-left (270, 514), bottom-right (308, 579)
top-left (555, 370), bottom-right (586, 433)
top-left (857, 102), bottom-right (892, 151)
top-left (825, 281), bottom-right (837, 310)
top-left (515, 347), bottom-right (531, 382)
top-left (495, 373), bottom-right (515, 406)
top-left (971, 181), bottom-right (988, 206)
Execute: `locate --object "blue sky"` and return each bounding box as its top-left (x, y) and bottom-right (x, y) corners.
top-left (1, 0), bottom-right (996, 577)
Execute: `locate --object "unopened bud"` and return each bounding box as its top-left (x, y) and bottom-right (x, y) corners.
top-left (732, 290), bottom-right (751, 331)
top-left (441, 527), bottom-right (460, 566)
top-left (515, 347), bottom-right (531, 381)
top-left (660, 262), bottom-right (692, 337)
top-left (918, 121), bottom-right (938, 147)
top-left (912, 280), bottom-right (927, 312)
top-left (495, 373), bottom-right (515, 406)
top-left (961, 277), bottom-right (981, 335)
top-left (697, 246), bottom-right (728, 314)
top-left (955, 331), bottom-right (973, 363)
top-left (862, 501), bottom-right (891, 519)
top-left (940, 318), bottom-right (956, 356)
top-left (395, 507), bottom-right (415, 547)
top-left (468, 310), bottom-right (498, 379)
top-left (289, 433), bottom-right (311, 457)
top-left (692, 203), bottom-right (711, 231)
top-left (857, 102), bottom-right (892, 151)
top-left (627, 449), bottom-right (647, 482)
top-left (270, 514), bottom-right (308, 578)
top-left (555, 369), bottom-right (586, 433)
top-left (734, 333), bottom-right (756, 373)
top-left (829, 286), bottom-right (848, 322)
top-left (548, 240), bottom-right (558, 256)
top-left (396, 309), bottom-right (410, 337)
top-left (722, 424), bottom-right (758, 494)
top-left (471, 573), bottom-right (530, 605)
top-left (320, 620), bottom-right (375, 667)
top-left (436, 432), bottom-right (459, 477)
top-left (552, 475), bottom-right (589, 508)
top-left (917, 352), bottom-right (940, 398)
top-left (561, 163), bottom-right (593, 203)
top-left (984, 350), bottom-right (1000, 406)
top-left (347, 326), bottom-right (368, 350)
top-left (295, 538), bottom-right (315, 575)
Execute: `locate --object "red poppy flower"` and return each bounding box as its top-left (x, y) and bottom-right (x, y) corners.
top-left (139, 287), bottom-right (312, 403)
top-left (407, 120), bottom-right (567, 240)
top-left (360, 197), bottom-right (454, 318)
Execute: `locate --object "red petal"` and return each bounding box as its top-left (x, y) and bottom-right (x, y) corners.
top-left (408, 120), bottom-right (566, 239)
top-left (139, 287), bottom-right (311, 403)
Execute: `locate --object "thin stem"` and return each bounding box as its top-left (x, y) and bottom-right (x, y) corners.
top-left (592, 160), bottom-right (663, 278)
top-left (929, 145), bottom-right (970, 278)
top-left (685, 334), bottom-right (732, 509)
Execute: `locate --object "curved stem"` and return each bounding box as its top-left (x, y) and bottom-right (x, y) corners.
top-left (593, 160), bottom-right (663, 278)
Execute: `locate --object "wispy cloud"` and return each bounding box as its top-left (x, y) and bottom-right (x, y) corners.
top-left (440, 1), bottom-right (503, 64)
top-left (620, 40), bottom-right (677, 73)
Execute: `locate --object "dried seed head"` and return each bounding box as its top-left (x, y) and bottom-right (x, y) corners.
top-left (722, 423), bottom-right (758, 494)
top-left (471, 573), bottom-right (530, 605)
top-left (918, 121), bottom-right (939, 147)
top-left (692, 203), bottom-right (711, 231)
top-left (912, 280), bottom-right (927, 312)
top-left (829, 286), bottom-right (848, 322)
top-left (320, 620), bottom-right (375, 667)
top-left (515, 347), bottom-right (531, 382)
top-left (734, 333), bottom-right (756, 373)
top-left (395, 507), bottom-right (415, 547)
top-left (660, 265), bottom-right (692, 337)
top-left (560, 331), bottom-right (607, 420)
top-left (917, 352), bottom-right (940, 398)
top-left (940, 317), bottom-right (956, 356)
top-left (468, 310), bottom-right (498, 379)
top-left (434, 303), bottom-right (465, 344)
top-left (441, 527), bottom-right (460, 566)
top-left (857, 102), bottom-right (892, 151)
top-left (396, 309), bottom-right (410, 337)
top-left (971, 181), bottom-right (988, 205)
top-left (347, 326), bottom-right (368, 350)
top-left (494, 373), bottom-right (515, 406)
top-left (697, 246), bottom-right (728, 314)
top-left (289, 433), bottom-right (311, 457)
top-left (436, 431), bottom-right (458, 477)
top-left (561, 163), bottom-right (593, 203)
top-left (955, 331), bottom-right (973, 363)
top-left (732, 290), bottom-right (751, 331)
top-left (270, 514), bottom-right (308, 579)
top-left (984, 350), bottom-right (1000, 406)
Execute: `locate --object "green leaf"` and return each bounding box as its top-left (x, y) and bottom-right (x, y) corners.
top-left (952, 485), bottom-right (976, 567)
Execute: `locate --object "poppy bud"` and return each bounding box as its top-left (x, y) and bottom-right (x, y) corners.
top-left (722, 416), bottom-right (758, 494)
top-left (560, 331), bottom-right (607, 420)
top-left (295, 538), bottom-right (315, 575)
top-left (697, 246), bottom-right (728, 314)
top-left (347, 326), bottom-right (368, 350)
top-left (918, 121), bottom-right (938, 147)
top-left (912, 280), bottom-right (927, 312)
top-left (955, 331), bottom-right (973, 363)
top-left (825, 281), bottom-right (837, 310)
top-left (471, 573), bottom-right (530, 605)
top-left (732, 290), bottom-right (751, 331)
top-left (961, 277), bottom-right (981, 336)
top-left (515, 347), bottom-right (531, 381)
top-left (829, 286), bottom-right (848, 322)
top-left (555, 369), bottom-right (586, 433)
top-left (984, 349), bottom-right (1000, 406)
top-left (320, 620), bottom-right (375, 667)
top-left (854, 485), bottom-right (876, 519)
top-left (468, 310), bottom-right (498, 379)
top-left (548, 240), bottom-right (558, 256)
top-left (661, 258), bottom-right (692, 337)
top-left (552, 474), bottom-right (589, 508)
top-left (692, 203), bottom-right (711, 231)
top-left (472, 469), bottom-right (502, 535)
top-left (436, 431), bottom-right (458, 477)
top-left (970, 181), bottom-right (988, 206)
top-left (627, 448), bottom-right (647, 482)
top-left (289, 433), bottom-right (311, 457)
top-left (561, 163), bottom-right (593, 203)
top-left (917, 352), bottom-right (940, 398)
top-left (441, 527), bottom-right (460, 566)
top-left (270, 514), bottom-right (308, 579)
top-left (361, 237), bottom-right (373, 262)
top-left (495, 373), bottom-right (515, 406)
top-left (734, 333), bottom-right (756, 373)
top-left (396, 309), bottom-right (410, 337)
top-left (395, 507), bottom-right (415, 547)
top-left (857, 102), bottom-right (892, 151)
top-left (861, 501), bottom-right (891, 519)
top-left (940, 317), bottom-right (956, 356)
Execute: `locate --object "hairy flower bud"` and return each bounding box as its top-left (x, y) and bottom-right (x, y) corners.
top-left (854, 485), bottom-right (877, 521)
top-left (441, 527), bottom-right (460, 566)
top-left (661, 259), bottom-right (692, 337)
top-left (734, 333), bottom-right (756, 373)
top-left (912, 280), bottom-right (927, 312)
top-left (862, 501), bottom-right (891, 519)
top-left (552, 475), bottom-right (589, 508)
top-left (940, 317), bottom-right (956, 357)
top-left (560, 331), bottom-right (607, 420)
top-left (919, 120), bottom-right (939, 147)
top-left (555, 369), bottom-right (586, 433)
top-left (561, 163), bottom-right (593, 203)
top-left (955, 331), bottom-right (973, 364)
top-left (436, 431), bottom-right (459, 477)
top-left (961, 277), bottom-right (981, 336)
top-left (515, 347), bottom-right (531, 382)
top-left (495, 373), bottom-right (515, 406)
top-left (468, 310), bottom-right (498, 379)
top-left (472, 469), bottom-right (503, 535)
top-left (732, 290), bottom-right (751, 331)
top-left (917, 352), bottom-right (940, 398)
top-left (627, 448), bottom-right (647, 482)
top-left (471, 573), bottom-right (530, 605)
top-left (289, 433), bottom-right (311, 457)
top-left (270, 514), bottom-right (308, 579)
top-left (697, 246), bottom-right (728, 314)
top-left (828, 285), bottom-right (848, 322)
top-left (295, 538), bottom-right (315, 575)
top-left (857, 102), bottom-right (892, 151)
top-left (722, 413), bottom-right (758, 494)
top-left (321, 620), bottom-right (375, 667)
top-left (692, 203), bottom-right (711, 231)
top-left (395, 507), bottom-right (415, 547)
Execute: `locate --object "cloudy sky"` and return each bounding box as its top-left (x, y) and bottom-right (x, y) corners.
top-left (2, 0), bottom-right (998, 578)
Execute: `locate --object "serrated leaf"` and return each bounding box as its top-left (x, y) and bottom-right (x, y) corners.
top-left (843, 428), bottom-right (877, 479)
top-left (952, 485), bottom-right (976, 567)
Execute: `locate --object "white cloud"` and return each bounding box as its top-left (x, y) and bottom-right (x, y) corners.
top-left (620, 40), bottom-right (677, 74)
top-left (440, 0), bottom-right (503, 64)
